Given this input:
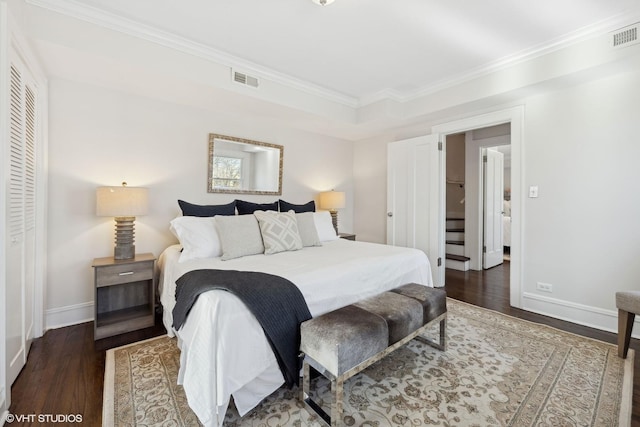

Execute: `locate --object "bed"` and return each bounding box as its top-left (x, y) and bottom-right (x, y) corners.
top-left (503, 199), bottom-right (511, 248)
top-left (158, 211), bottom-right (433, 427)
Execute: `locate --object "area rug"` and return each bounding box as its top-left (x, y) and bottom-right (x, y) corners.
top-left (103, 299), bottom-right (634, 426)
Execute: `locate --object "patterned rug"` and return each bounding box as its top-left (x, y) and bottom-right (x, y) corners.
top-left (103, 299), bottom-right (634, 426)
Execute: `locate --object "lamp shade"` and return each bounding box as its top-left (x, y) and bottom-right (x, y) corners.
top-left (96, 185), bottom-right (148, 217)
top-left (319, 190), bottom-right (345, 210)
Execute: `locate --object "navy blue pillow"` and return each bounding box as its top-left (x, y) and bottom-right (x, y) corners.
top-left (235, 199), bottom-right (278, 215)
top-left (178, 200), bottom-right (236, 217)
top-left (279, 200), bottom-right (315, 213)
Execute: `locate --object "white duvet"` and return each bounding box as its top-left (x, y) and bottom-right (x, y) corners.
top-left (158, 239), bottom-right (433, 426)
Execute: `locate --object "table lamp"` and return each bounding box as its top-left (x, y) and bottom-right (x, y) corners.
top-left (96, 182), bottom-right (148, 260)
top-left (319, 190), bottom-right (345, 234)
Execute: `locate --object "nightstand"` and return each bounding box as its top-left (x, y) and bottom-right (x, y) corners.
top-left (338, 233), bottom-right (356, 241)
top-left (92, 253), bottom-right (156, 340)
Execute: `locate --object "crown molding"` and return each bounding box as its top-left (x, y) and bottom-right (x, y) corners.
top-left (411, 12), bottom-right (640, 101)
top-left (25, 0), bottom-right (360, 108)
top-left (357, 11), bottom-right (640, 107)
top-left (357, 88), bottom-right (406, 108)
top-left (26, 0), bottom-right (640, 110)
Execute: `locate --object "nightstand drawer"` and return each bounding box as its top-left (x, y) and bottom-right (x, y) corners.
top-left (95, 261), bottom-right (154, 287)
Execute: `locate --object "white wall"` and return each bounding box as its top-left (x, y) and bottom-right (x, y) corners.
top-left (45, 77), bottom-right (354, 329)
top-left (354, 69), bottom-right (640, 336)
top-left (520, 70), bottom-right (640, 331)
top-left (445, 133), bottom-right (465, 218)
top-left (352, 135), bottom-right (391, 243)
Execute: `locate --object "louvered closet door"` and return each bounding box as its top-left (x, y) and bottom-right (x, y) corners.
top-left (23, 83), bottom-right (37, 353)
top-left (6, 59), bottom-right (37, 386)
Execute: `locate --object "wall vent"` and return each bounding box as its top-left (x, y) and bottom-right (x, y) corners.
top-left (612, 23), bottom-right (639, 48)
top-left (232, 70), bottom-right (259, 88)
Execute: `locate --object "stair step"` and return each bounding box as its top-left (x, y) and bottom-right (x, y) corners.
top-left (446, 233), bottom-right (470, 269)
top-left (446, 254), bottom-right (471, 262)
top-left (446, 218), bottom-right (465, 229)
top-left (446, 231), bottom-right (465, 241)
top-left (445, 257), bottom-right (470, 272)
top-left (446, 244), bottom-right (465, 256)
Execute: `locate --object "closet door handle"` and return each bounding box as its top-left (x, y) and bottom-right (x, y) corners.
top-left (387, 212), bottom-right (393, 217)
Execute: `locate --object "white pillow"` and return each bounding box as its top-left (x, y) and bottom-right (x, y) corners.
top-left (169, 216), bottom-right (222, 262)
top-left (314, 211), bottom-right (339, 242)
top-left (254, 210), bottom-right (303, 255)
top-left (215, 214), bottom-right (265, 260)
top-left (295, 212), bottom-right (322, 247)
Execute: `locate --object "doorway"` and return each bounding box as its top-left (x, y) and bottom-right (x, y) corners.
top-left (433, 106), bottom-right (523, 308)
top-left (444, 125), bottom-right (511, 271)
top-left (486, 145), bottom-right (511, 265)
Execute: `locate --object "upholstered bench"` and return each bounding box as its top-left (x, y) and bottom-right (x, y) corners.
top-left (300, 284), bottom-right (447, 426)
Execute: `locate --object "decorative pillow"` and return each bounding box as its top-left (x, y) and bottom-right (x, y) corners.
top-left (254, 210), bottom-right (303, 255)
top-left (236, 199), bottom-right (278, 215)
top-left (279, 199), bottom-right (316, 213)
top-left (215, 215), bottom-right (265, 260)
top-left (314, 211), bottom-right (339, 242)
top-left (178, 199), bottom-right (236, 217)
top-left (295, 212), bottom-right (322, 247)
top-left (169, 216), bottom-right (222, 262)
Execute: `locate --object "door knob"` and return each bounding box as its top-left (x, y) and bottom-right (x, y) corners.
top-left (387, 212), bottom-right (393, 217)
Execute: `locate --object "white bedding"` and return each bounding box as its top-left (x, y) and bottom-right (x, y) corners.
top-left (503, 216), bottom-right (512, 247)
top-left (158, 239), bottom-right (433, 426)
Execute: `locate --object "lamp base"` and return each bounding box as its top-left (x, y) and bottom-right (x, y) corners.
top-left (114, 244), bottom-right (135, 260)
top-left (329, 209), bottom-right (339, 235)
top-left (113, 216), bottom-right (136, 260)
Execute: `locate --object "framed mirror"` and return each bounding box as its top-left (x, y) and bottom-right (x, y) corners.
top-left (208, 133), bottom-right (283, 195)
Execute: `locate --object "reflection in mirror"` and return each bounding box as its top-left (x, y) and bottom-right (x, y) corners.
top-left (208, 133), bottom-right (283, 195)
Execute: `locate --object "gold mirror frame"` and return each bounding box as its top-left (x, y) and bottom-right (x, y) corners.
top-left (207, 133), bottom-right (283, 195)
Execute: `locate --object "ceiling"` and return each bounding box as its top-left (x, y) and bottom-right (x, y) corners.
top-left (21, 0), bottom-right (640, 140)
top-left (58, 0), bottom-right (639, 105)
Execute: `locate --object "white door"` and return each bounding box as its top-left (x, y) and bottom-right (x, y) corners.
top-left (483, 148), bottom-right (504, 269)
top-left (2, 5), bottom-right (46, 413)
top-left (6, 57), bottom-right (38, 387)
top-left (387, 134), bottom-right (445, 286)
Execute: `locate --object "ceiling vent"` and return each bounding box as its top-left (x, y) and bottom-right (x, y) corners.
top-left (612, 23), bottom-right (639, 49)
top-left (232, 70), bottom-right (259, 88)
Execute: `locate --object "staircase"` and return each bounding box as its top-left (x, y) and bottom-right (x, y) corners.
top-left (446, 217), bottom-right (470, 271)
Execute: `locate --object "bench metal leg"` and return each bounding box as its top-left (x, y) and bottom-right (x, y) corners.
top-left (302, 362), bottom-right (311, 409)
top-left (332, 376), bottom-right (344, 427)
top-left (414, 316), bottom-right (447, 351)
top-left (302, 360), bottom-right (335, 426)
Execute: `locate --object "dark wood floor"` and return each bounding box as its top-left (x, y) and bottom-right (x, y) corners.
top-left (8, 262), bottom-right (639, 425)
top-left (8, 314), bottom-right (166, 426)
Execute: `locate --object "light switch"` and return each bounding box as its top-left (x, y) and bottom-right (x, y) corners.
top-left (529, 186), bottom-right (539, 198)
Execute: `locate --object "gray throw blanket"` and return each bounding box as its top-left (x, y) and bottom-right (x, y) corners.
top-left (172, 269), bottom-right (312, 387)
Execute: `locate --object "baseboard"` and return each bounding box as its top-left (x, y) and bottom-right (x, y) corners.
top-left (45, 301), bottom-right (93, 330)
top-left (522, 292), bottom-right (640, 339)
